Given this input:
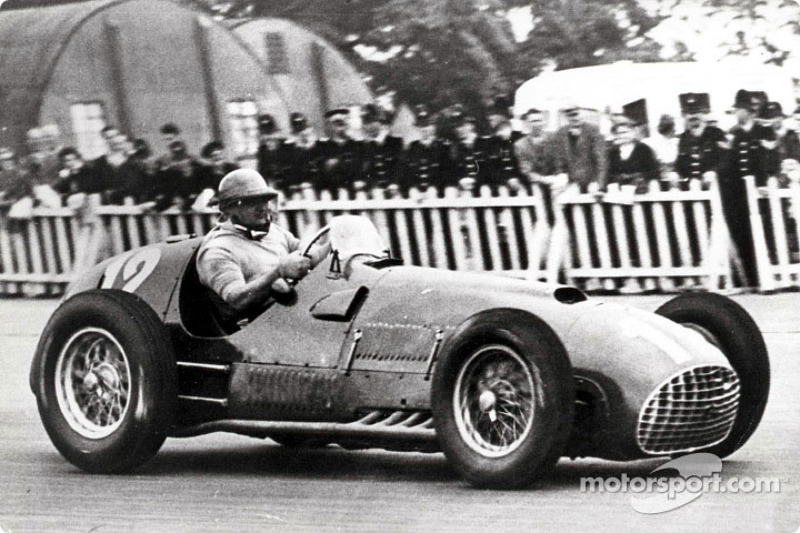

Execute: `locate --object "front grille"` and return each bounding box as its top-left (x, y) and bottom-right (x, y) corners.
top-left (637, 365), bottom-right (740, 455)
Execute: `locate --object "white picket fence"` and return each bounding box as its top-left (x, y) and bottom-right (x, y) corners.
top-left (745, 175), bottom-right (800, 291)
top-left (1, 176), bottom-right (792, 297)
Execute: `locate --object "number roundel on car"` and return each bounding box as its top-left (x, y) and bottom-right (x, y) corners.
top-left (101, 248), bottom-right (162, 293)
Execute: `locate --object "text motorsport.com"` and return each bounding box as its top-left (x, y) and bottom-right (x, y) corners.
top-left (578, 453), bottom-right (784, 514)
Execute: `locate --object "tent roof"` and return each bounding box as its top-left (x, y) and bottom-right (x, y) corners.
top-left (0, 0), bottom-right (131, 145)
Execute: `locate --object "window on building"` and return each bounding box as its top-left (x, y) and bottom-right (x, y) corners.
top-left (227, 100), bottom-right (259, 157)
top-left (70, 102), bottom-right (107, 159)
top-left (265, 32), bottom-right (289, 75)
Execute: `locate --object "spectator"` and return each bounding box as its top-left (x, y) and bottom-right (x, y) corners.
top-left (0, 147), bottom-right (29, 203)
top-left (607, 117), bottom-right (659, 194)
top-left (549, 103), bottom-right (609, 196)
top-left (674, 93), bottom-right (727, 186)
top-left (514, 108), bottom-right (555, 190)
top-left (94, 131), bottom-right (134, 203)
top-left (100, 126), bottom-right (120, 154)
top-left (152, 123), bottom-right (184, 178)
top-left (485, 95), bottom-right (523, 191)
top-left (255, 114), bottom-right (291, 192)
top-left (721, 89), bottom-right (778, 287)
top-left (765, 102), bottom-right (800, 170)
top-left (198, 140), bottom-right (239, 192)
top-left (53, 147), bottom-right (102, 197)
top-left (403, 106), bottom-right (453, 194)
top-left (319, 108), bottom-right (360, 194)
top-left (644, 114), bottom-right (679, 175)
top-left (359, 103), bottom-right (403, 191)
top-left (284, 112), bottom-right (322, 195)
top-left (21, 126), bottom-right (61, 189)
top-left (451, 108), bottom-right (490, 193)
top-left (151, 139), bottom-right (204, 210)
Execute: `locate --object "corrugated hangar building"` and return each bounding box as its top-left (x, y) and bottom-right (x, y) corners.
top-left (0, 0), bottom-right (292, 160)
top-left (228, 18), bottom-right (374, 135)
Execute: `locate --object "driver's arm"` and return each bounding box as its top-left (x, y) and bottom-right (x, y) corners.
top-left (198, 248), bottom-right (309, 312)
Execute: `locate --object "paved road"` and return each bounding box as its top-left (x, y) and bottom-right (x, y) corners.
top-left (0, 295), bottom-right (797, 533)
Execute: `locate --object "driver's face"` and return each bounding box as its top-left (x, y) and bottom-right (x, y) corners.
top-left (229, 197), bottom-right (278, 233)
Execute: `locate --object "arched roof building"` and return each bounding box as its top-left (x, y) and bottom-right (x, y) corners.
top-left (0, 0), bottom-right (289, 159)
top-left (228, 18), bottom-right (374, 135)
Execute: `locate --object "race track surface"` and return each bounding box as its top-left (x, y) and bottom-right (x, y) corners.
top-left (0, 294), bottom-right (797, 533)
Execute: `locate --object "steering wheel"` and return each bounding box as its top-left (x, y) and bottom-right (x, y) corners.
top-left (283, 225), bottom-right (333, 288)
top-left (301, 225), bottom-right (332, 258)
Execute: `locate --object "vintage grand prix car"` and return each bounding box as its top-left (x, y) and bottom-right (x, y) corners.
top-left (30, 216), bottom-right (770, 489)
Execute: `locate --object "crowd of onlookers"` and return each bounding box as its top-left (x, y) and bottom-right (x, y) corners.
top-left (0, 122), bottom-right (239, 214)
top-left (1, 90), bottom-right (800, 286)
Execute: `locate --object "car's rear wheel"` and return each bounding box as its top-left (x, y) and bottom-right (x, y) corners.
top-left (656, 292), bottom-right (769, 458)
top-left (432, 311), bottom-right (574, 489)
top-left (33, 289), bottom-right (177, 473)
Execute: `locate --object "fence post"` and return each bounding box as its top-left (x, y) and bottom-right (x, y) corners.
top-left (545, 187), bottom-right (571, 285)
top-left (744, 175), bottom-right (776, 291)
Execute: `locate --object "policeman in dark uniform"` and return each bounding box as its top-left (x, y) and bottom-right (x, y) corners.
top-left (402, 105), bottom-right (454, 195)
top-left (318, 108), bottom-right (361, 195)
top-left (484, 94), bottom-right (524, 191)
top-left (256, 114), bottom-right (291, 192)
top-left (675, 92), bottom-right (727, 185)
top-left (451, 108), bottom-right (490, 194)
top-left (721, 89), bottom-right (778, 287)
top-left (283, 112), bottom-right (322, 195)
top-left (359, 103), bottom-right (404, 191)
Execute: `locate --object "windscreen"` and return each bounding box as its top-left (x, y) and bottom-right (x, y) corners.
top-left (328, 215), bottom-right (388, 261)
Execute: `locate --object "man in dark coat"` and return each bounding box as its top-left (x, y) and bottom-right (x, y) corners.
top-left (284, 112), bottom-right (322, 195)
top-left (451, 109), bottom-right (491, 193)
top-left (483, 95), bottom-right (524, 191)
top-left (255, 114), bottom-right (291, 192)
top-left (359, 103), bottom-right (404, 191)
top-left (549, 103), bottom-right (609, 195)
top-left (402, 106), bottom-right (454, 195)
top-left (675, 92), bottom-right (727, 184)
top-left (720, 89), bottom-right (778, 287)
top-left (318, 108), bottom-right (361, 195)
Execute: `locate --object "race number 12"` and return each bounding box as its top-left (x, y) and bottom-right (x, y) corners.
top-left (100, 248), bottom-right (162, 293)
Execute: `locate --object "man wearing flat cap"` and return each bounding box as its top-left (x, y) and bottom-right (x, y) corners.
top-left (359, 103), bottom-right (403, 191)
top-left (548, 102), bottom-right (609, 196)
top-left (196, 168), bottom-right (329, 325)
top-left (256, 113), bottom-right (291, 192)
top-left (319, 108), bottom-right (360, 195)
top-left (675, 92), bottom-right (727, 185)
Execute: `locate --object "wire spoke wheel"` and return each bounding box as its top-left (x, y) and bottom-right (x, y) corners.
top-left (54, 327), bottom-right (131, 439)
top-left (453, 344), bottom-right (536, 458)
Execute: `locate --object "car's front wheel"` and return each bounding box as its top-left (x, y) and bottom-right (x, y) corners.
top-left (431, 311), bottom-right (574, 489)
top-left (656, 292), bottom-right (770, 459)
top-left (32, 290), bottom-right (177, 473)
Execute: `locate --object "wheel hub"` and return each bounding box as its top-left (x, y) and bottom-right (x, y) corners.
top-left (453, 344), bottom-right (537, 458)
top-left (55, 328), bottom-right (132, 440)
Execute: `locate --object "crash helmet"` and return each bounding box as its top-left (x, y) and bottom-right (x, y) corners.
top-left (217, 168), bottom-right (279, 210)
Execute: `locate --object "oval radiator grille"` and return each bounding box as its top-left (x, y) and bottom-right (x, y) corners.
top-left (637, 365), bottom-right (740, 455)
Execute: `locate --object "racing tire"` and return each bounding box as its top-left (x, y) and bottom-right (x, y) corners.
top-left (656, 292), bottom-right (769, 459)
top-left (32, 289), bottom-right (177, 473)
top-left (431, 311), bottom-right (574, 489)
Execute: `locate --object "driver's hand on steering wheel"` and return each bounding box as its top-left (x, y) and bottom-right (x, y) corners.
top-left (279, 251), bottom-right (311, 280)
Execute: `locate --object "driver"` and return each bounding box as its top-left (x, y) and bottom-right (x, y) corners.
top-left (196, 168), bottom-right (328, 322)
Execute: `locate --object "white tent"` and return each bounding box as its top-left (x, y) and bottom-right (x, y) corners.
top-left (515, 61), bottom-right (796, 132)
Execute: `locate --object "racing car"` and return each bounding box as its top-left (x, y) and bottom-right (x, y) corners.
top-left (30, 215), bottom-right (770, 489)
